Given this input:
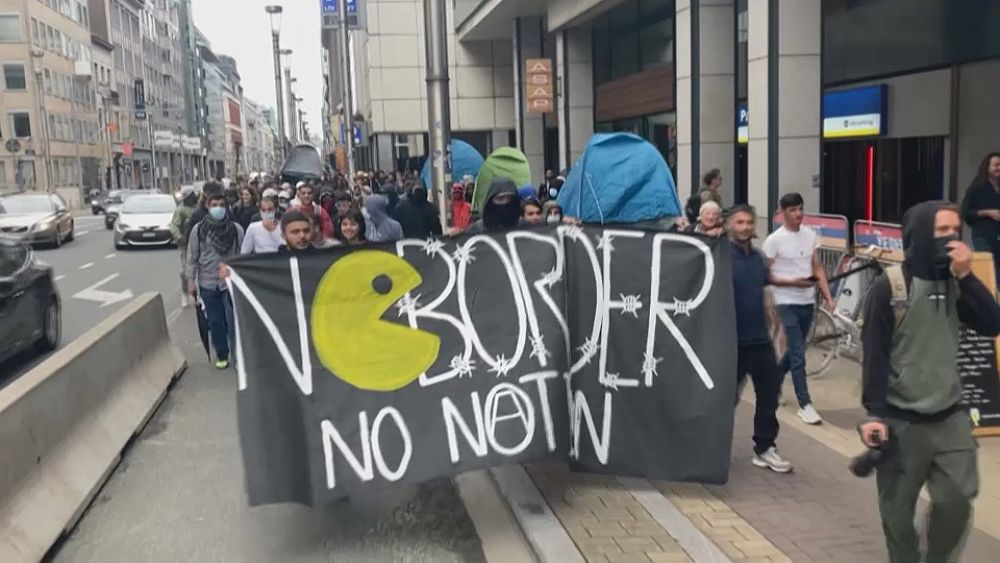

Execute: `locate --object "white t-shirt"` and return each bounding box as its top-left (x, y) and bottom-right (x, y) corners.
top-left (240, 221), bottom-right (284, 255)
top-left (763, 225), bottom-right (818, 305)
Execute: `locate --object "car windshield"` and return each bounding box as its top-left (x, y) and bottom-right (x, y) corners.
top-left (0, 196), bottom-right (53, 215)
top-left (122, 196), bottom-right (176, 214)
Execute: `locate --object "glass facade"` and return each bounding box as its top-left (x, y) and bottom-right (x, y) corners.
top-left (593, 0), bottom-right (675, 86)
top-left (823, 0), bottom-right (1000, 85)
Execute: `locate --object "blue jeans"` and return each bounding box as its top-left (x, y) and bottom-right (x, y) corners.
top-left (200, 286), bottom-right (234, 361)
top-left (778, 304), bottom-right (814, 407)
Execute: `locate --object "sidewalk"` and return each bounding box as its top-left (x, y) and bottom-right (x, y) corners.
top-left (516, 354), bottom-right (1000, 562)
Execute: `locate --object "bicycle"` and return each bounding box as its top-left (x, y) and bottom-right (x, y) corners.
top-left (807, 246), bottom-right (890, 377)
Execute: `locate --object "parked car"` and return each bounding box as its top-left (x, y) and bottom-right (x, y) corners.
top-left (113, 194), bottom-right (177, 249)
top-left (0, 237), bottom-right (60, 365)
top-left (104, 190), bottom-right (147, 230)
top-left (0, 193), bottom-right (74, 248)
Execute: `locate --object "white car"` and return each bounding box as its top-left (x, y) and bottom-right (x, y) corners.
top-left (113, 194), bottom-right (177, 249)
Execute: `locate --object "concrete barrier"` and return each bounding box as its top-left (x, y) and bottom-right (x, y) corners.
top-left (0, 293), bottom-right (185, 562)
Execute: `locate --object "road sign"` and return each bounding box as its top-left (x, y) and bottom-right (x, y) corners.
top-left (321, 0), bottom-right (364, 29)
top-left (4, 138), bottom-right (21, 154)
top-left (134, 79), bottom-right (146, 120)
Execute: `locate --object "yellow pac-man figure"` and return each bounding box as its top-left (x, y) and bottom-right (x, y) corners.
top-left (311, 250), bottom-right (440, 391)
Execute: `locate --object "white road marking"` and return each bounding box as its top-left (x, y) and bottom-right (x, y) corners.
top-left (166, 307), bottom-right (183, 325)
top-left (105, 253), bottom-right (117, 259)
top-left (79, 262), bottom-right (94, 270)
top-left (72, 273), bottom-right (133, 307)
top-left (54, 275), bottom-right (66, 281)
top-left (75, 230), bottom-right (90, 236)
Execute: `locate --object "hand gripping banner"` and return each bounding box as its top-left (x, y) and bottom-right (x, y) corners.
top-left (227, 225), bottom-right (737, 505)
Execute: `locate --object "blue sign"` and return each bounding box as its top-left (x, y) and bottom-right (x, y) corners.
top-left (736, 102), bottom-right (748, 144)
top-left (823, 85), bottom-right (886, 139)
top-left (339, 123), bottom-right (362, 145)
top-left (322, 0), bottom-right (357, 14)
top-left (734, 85), bottom-right (886, 142)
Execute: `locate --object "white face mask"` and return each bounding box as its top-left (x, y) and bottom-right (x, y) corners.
top-left (547, 214), bottom-right (561, 225)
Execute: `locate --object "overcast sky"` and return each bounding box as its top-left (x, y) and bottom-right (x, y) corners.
top-left (191, 0), bottom-right (323, 141)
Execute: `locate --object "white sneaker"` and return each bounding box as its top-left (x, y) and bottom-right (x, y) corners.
top-left (797, 403), bottom-right (823, 425)
top-left (752, 447), bottom-right (793, 473)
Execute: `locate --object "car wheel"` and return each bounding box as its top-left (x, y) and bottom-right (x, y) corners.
top-left (52, 227), bottom-right (62, 248)
top-left (35, 297), bottom-right (61, 352)
top-left (92, 208), bottom-right (99, 215)
top-left (105, 220), bottom-right (113, 230)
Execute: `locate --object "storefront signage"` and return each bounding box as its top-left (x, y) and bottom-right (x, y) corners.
top-left (823, 85), bottom-right (886, 139)
top-left (736, 102), bottom-right (748, 144)
top-left (133, 79), bottom-right (146, 120)
top-left (852, 220), bottom-right (903, 262)
top-left (772, 213), bottom-right (849, 252)
top-left (525, 59), bottom-right (554, 114)
top-left (154, 130), bottom-right (180, 149)
top-left (736, 85), bottom-right (886, 141)
top-left (182, 136), bottom-right (202, 152)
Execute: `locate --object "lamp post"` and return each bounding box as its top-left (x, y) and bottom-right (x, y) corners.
top-left (29, 49), bottom-right (54, 193)
top-left (265, 5), bottom-right (287, 162)
top-left (338, 0), bottom-right (356, 180)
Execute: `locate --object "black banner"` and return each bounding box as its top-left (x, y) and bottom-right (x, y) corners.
top-left (228, 226), bottom-right (737, 505)
top-left (960, 326), bottom-right (1000, 430)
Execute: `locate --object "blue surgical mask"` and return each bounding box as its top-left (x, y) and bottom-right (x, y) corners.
top-left (260, 211), bottom-right (275, 222)
top-left (208, 207), bottom-right (226, 220)
top-left (547, 214), bottom-right (561, 225)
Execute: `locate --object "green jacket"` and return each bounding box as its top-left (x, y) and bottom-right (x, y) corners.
top-left (170, 204), bottom-right (195, 244)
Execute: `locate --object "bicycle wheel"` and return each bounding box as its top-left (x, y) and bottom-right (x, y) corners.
top-left (808, 308), bottom-right (845, 377)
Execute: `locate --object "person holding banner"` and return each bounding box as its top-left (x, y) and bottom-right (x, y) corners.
top-left (764, 193), bottom-right (835, 425)
top-left (276, 211), bottom-right (314, 254)
top-left (860, 201), bottom-right (1000, 563)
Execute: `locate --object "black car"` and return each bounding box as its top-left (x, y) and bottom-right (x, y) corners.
top-left (0, 237), bottom-right (60, 365)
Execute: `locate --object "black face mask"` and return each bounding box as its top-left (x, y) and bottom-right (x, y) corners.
top-left (933, 234), bottom-right (960, 276)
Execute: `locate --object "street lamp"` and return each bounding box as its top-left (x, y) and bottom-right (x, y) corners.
top-left (265, 5), bottom-right (287, 162)
top-left (28, 48), bottom-right (54, 193)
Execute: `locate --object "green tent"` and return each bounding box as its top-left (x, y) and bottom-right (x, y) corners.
top-left (472, 147), bottom-right (532, 213)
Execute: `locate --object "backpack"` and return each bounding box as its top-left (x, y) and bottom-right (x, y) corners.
top-left (884, 264), bottom-right (911, 332)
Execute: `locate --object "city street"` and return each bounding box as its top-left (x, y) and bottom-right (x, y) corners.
top-left (1, 214), bottom-right (183, 386)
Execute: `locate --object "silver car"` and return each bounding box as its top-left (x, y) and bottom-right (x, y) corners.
top-left (0, 193), bottom-right (74, 247)
top-left (113, 194), bottom-right (177, 249)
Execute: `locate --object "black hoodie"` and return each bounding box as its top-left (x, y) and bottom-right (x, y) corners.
top-left (466, 178), bottom-right (520, 234)
top-left (861, 201), bottom-right (1000, 420)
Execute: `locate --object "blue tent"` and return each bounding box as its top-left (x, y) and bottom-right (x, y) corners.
top-left (420, 139), bottom-right (484, 188)
top-left (556, 133), bottom-right (681, 224)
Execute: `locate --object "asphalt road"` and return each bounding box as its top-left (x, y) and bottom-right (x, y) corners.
top-left (1, 213), bottom-right (183, 385)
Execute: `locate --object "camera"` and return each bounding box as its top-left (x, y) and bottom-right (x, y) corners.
top-left (849, 427), bottom-right (893, 477)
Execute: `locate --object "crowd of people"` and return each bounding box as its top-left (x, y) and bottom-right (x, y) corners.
top-left (166, 152), bottom-right (1000, 562)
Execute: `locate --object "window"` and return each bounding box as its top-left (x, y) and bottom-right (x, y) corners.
top-left (2, 64), bottom-right (26, 90)
top-left (10, 112), bottom-right (31, 137)
top-left (30, 18), bottom-right (39, 46)
top-left (0, 15), bottom-right (20, 42)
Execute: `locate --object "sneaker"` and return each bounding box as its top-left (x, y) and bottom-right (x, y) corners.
top-left (215, 359), bottom-right (230, 370)
top-left (797, 403), bottom-right (823, 425)
top-left (752, 447), bottom-right (793, 473)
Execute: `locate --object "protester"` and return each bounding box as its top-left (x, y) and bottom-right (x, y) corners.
top-left (240, 197), bottom-right (283, 255)
top-left (364, 194), bottom-right (404, 243)
top-left (727, 204), bottom-right (790, 473)
top-left (763, 192), bottom-right (835, 425)
top-left (187, 192), bottom-right (244, 370)
top-left (170, 185), bottom-right (199, 307)
top-left (184, 181), bottom-right (235, 243)
top-left (293, 183), bottom-right (334, 239)
top-left (278, 210), bottom-right (314, 253)
top-left (860, 201), bottom-right (1000, 563)
top-left (543, 201), bottom-right (563, 225)
top-left (521, 198), bottom-right (544, 226)
top-left (338, 208), bottom-right (367, 245)
top-left (395, 185), bottom-right (443, 239)
top-left (518, 185), bottom-right (537, 201)
top-left (686, 168), bottom-right (724, 224)
top-left (452, 183), bottom-right (471, 230)
top-left (234, 187), bottom-right (257, 231)
top-left (538, 170), bottom-right (557, 201)
top-left (311, 213), bottom-right (339, 248)
top-left (686, 201), bottom-right (724, 237)
top-left (278, 189), bottom-right (292, 211)
top-left (318, 190), bottom-right (336, 219)
top-left (463, 178), bottom-right (522, 235)
top-left (960, 151), bottom-right (1000, 281)
top-left (382, 183), bottom-right (401, 219)
top-left (334, 192), bottom-right (353, 218)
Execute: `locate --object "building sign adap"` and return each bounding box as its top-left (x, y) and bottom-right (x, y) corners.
top-left (525, 59), bottom-right (554, 114)
top-left (736, 84), bottom-right (887, 143)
